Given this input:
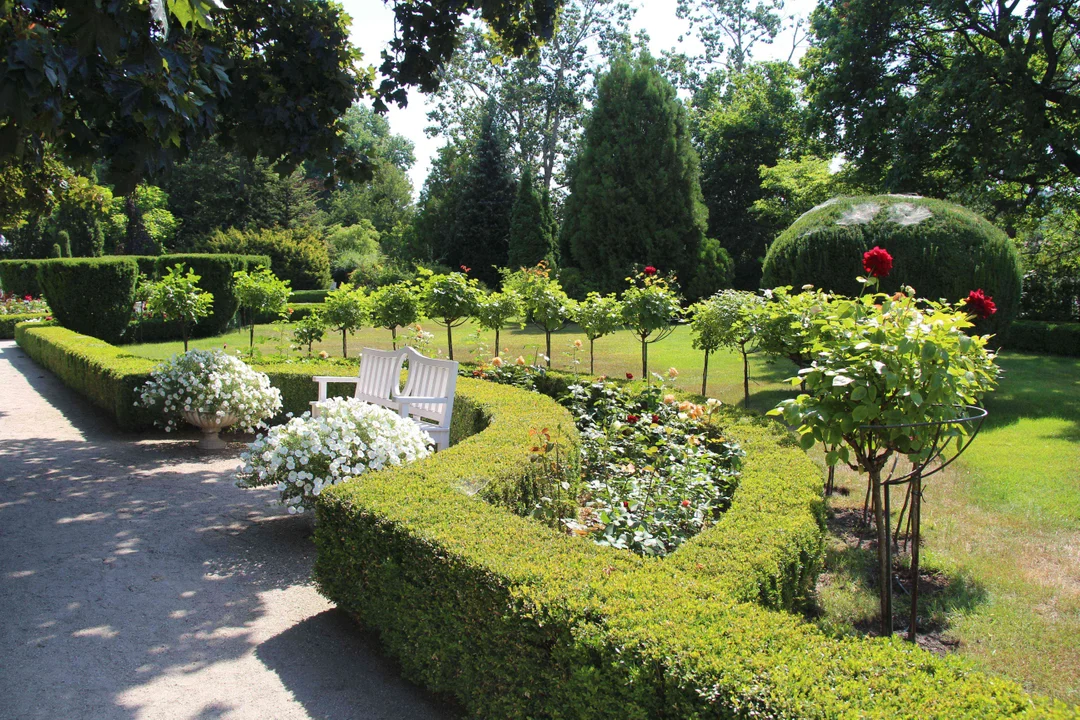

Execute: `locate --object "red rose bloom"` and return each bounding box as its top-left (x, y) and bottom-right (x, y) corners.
top-left (626, 414), bottom-right (640, 424)
top-left (680, 499), bottom-right (691, 507)
top-left (625, 372), bottom-right (633, 380)
top-left (862, 246), bottom-right (893, 278)
top-left (24, 295), bottom-right (32, 301)
top-left (643, 265), bottom-right (657, 276)
top-left (965, 289), bottom-right (997, 319)
top-left (651, 414), bottom-right (660, 424)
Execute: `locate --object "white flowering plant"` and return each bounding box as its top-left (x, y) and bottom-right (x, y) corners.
top-left (235, 397), bottom-right (432, 514)
top-left (137, 349), bottom-right (282, 432)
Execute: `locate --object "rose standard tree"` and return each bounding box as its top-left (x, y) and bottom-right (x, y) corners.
top-left (621, 266), bottom-right (682, 380)
top-left (772, 247), bottom-right (999, 638)
top-left (689, 290), bottom-right (764, 402)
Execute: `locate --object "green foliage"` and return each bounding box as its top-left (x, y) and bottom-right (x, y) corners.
top-left (233, 268), bottom-right (291, 321)
top-left (690, 289), bottom-right (762, 354)
top-left (143, 263), bottom-right (214, 351)
top-left (473, 289), bottom-right (522, 354)
top-left (325, 220), bottom-right (382, 283)
top-left (620, 269), bottom-right (682, 377)
top-left (37, 257), bottom-right (138, 343)
top-left (368, 282), bottom-right (420, 348)
top-left (204, 227), bottom-right (331, 290)
top-left (0, 313), bottom-right (47, 339)
top-left (507, 170), bottom-right (557, 270)
top-left (346, 256), bottom-right (416, 290)
top-left (1007, 321), bottom-right (1080, 358)
top-left (411, 141), bottom-right (470, 264)
top-left (447, 106), bottom-right (517, 286)
top-left (573, 291), bottom-right (622, 374)
top-left (562, 53), bottom-right (707, 294)
top-left (685, 236), bottom-right (734, 301)
top-left (752, 155), bottom-right (849, 232)
top-left (675, 0), bottom-right (785, 72)
top-left (292, 312), bottom-right (327, 354)
top-left (757, 285), bottom-right (832, 368)
top-left (419, 270), bottom-right (482, 359)
top-left (0, 259), bottom-right (42, 297)
top-left (0, 151), bottom-right (70, 232)
top-left (323, 283), bottom-right (369, 358)
top-left (762, 195), bottom-right (1024, 336)
top-left (290, 290), bottom-right (331, 303)
top-left (503, 263), bottom-right (574, 366)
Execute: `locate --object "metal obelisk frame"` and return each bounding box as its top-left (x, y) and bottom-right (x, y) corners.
top-left (857, 405), bottom-right (988, 640)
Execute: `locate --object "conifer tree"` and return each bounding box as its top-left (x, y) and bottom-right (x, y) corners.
top-left (449, 105), bottom-right (516, 286)
top-left (561, 53), bottom-right (708, 294)
top-left (508, 170), bottom-right (557, 269)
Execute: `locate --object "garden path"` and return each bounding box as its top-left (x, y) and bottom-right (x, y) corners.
top-left (0, 340), bottom-right (455, 720)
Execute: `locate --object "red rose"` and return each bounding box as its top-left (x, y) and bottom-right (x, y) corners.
top-left (643, 266), bottom-right (657, 276)
top-left (24, 295), bottom-right (32, 301)
top-left (862, 246), bottom-right (893, 278)
top-left (680, 499), bottom-right (690, 507)
top-left (626, 414), bottom-right (640, 424)
top-left (625, 372), bottom-right (633, 380)
top-left (964, 289), bottom-right (997, 319)
top-left (651, 414), bottom-right (660, 424)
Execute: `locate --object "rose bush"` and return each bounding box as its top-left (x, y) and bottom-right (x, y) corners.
top-left (137, 349), bottom-right (282, 432)
top-left (1, 292), bottom-right (48, 315)
top-left (236, 397), bottom-right (431, 514)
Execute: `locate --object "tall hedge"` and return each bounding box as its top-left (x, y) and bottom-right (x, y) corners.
top-left (762, 195), bottom-right (1023, 335)
top-left (37, 258), bottom-right (139, 343)
top-left (202, 227), bottom-right (331, 290)
top-left (0, 259), bottom-right (44, 297)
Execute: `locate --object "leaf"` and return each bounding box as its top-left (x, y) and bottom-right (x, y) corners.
top-left (832, 375), bottom-right (855, 387)
top-left (798, 432), bottom-right (817, 451)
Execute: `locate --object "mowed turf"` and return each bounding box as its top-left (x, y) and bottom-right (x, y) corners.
top-left (125, 322), bottom-right (1080, 702)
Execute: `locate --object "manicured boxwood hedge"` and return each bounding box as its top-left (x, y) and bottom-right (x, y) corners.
top-left (1007, 320), bottom-right (1080, 357)
top-left (38, 257), bottom-right (139, 343)
top-left (313, 380), bottom-right (1077, 718)
top-left (15, 325), bottom-right (358, 430)
top-left (0, 259), bottom-right (44, 297)
top-left (0, 313), bottom-right (48, 339)
top-left (289, 289), bottom-right (330, 303)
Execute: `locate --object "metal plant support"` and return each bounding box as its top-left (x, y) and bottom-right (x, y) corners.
top-left (857, 405), bottom-right (988, 641)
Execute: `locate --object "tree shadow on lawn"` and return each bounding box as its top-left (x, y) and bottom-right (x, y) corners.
top-left (809, 504), bottom-right (989, 652)
top-left (979, 352), bottom-right (1080, 437)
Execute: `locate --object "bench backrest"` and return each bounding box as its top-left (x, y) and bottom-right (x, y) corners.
top-left (400, 346), bottom-right (458, 425)
top-left (355, 347), bottom-right (406, 405)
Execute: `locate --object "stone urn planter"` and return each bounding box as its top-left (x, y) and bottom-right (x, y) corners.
top-left (181, 410), bottom-right (239, 450)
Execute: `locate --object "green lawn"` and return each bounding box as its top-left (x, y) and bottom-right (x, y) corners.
top-left (125, 322), bottom-right (1080, 702)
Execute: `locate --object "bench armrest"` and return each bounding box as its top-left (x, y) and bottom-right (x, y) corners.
top-left (312, 376), bottom-right (360, 402)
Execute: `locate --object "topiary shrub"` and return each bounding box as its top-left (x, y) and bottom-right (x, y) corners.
top-left (38, 257), bottom-right (138, 343)
top-left (762, 195), bottom-right (1023, 335)
top-left (0, 259), bottom-right (44, 297)
top-left (203, 228), bottom-right (331, 290)
top-left (0, 313), bottom-right (48, 339)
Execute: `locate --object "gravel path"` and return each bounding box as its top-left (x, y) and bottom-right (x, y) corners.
top-left (0, 340), bottom-right (455, 720)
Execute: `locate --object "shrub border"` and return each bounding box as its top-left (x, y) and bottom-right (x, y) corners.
top-left (1, 314), bottom-right (48, 339)
top-left (1007, 320), bottom-right (1080, 357)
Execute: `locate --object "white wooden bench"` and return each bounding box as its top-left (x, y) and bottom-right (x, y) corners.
top-left (311, 346), bottom-right (458, 451)
top-left (393, 347), bottom-right (458, 451)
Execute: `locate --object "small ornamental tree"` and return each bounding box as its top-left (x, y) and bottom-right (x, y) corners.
top-left (690, 290), bottom-right (765, 402)
top-left (771, 247), bottom-right (1000, 636)
top-left (505, 262), bottom-right (575, 368)
top-left (324, 283), bottom-right (368, 358)
top-left (758, 284), bottom-right (833, 370)
top-left (369, 282), bottom-right (420, 349)
top-left (419, 269), bottom-right (481, 360)
top-left (144, 263), bottom-right (214, 352)
top-left (292, 311), bottom-right (326, 354)
top-left (233, 268), bottom-right (291, 356)
top-left (475, 289), bottom-right (522, 357)
top-left (574, 292), bottom-right (623, 375)
top-left (621, 266), bottom-right (682, 380)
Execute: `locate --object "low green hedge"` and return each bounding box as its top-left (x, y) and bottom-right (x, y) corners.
top-left (14, 325), bottom-right (361, 430)
top-left (313, 382), bottom-right (1076, 718)
top-left (290, 289), bottom-right (330, 303)
top-left (1, 313), bottom-right (48, 339)
top-left (252, 302), bottom-right (323, 325)
top-left (1007, 320), bottom-right (1080, 357)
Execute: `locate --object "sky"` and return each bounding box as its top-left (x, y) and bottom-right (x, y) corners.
top-left (338, 0), bottom-right (821, 195)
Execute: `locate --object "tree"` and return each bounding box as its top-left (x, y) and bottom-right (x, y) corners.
top-left (802, 0), bottom-right (1080, 223)
top-left (751, 155), bottom-right (849, 231)
top-left (144, 264), bottom-right (215, 352)
top-left (620, 268), bottom-right (682, 380)
top-left (694, 61), bottom-right (810, 288)
top-left (508, 170), bottom-right (558, 269)
top-left (573, 292), bottom-right (623, 374)
top-left (676, 0), bottom-right (786, 72)
top-left (233, 268), bottom-right (291, 356)
top-left (561, 54), bottom-right (708, 294)
top-left (447, 106), bottom-right (517, 286)
top-left (424, 0), bottom-right (638, 192)
top-left (412, 141), bottom-right (471, 264)
top-left (369, 282), bottom-right (420, 350)
top-left (323, 283), bottom-right (368, 359)
top-left (292, 311), bottom-right (327, 355)
top-left (475, 290), bottom-right (523, 357)
top-left (504, 262), bottom-right (574, 368)
top-left (690, 290), bottom-right (763, 402)
top-left (419, 270), bottom-right (481, 360)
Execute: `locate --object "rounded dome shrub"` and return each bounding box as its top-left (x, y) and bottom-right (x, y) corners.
top-left (762, 195), bottom-right (1022, 334)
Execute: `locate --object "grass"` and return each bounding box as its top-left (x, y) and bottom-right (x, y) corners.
top-left (124, 320), bottom-right (1080, 702)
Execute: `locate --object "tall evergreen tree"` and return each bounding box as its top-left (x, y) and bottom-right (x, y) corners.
top-left (508, 170), bottom-right (557, 269)
top-left (412, 141), bottom-right (470, 263)
top-left (449, 106), bottom-right (517, 286)
top-left (561, 54), bottom-right (708, 294)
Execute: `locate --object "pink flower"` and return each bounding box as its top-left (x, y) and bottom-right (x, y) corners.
top-left (643, 266), bottom-right (657, 276)
top-left (862, 246), bottom-right (893, 278)
top-left (964, 289), bottom-right (997, 319)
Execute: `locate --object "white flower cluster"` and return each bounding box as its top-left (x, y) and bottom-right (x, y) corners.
top-left (235, 397), bottom-right (432, 514)
top-left (137, 349), bottom-right (282, 432)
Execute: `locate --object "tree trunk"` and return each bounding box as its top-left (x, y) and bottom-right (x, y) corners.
top-left (870, 466), bottom-right (893, 636)
top-left (342, 329), bottom-right (348, 358)
top-left (908, 472), bottom-right (922, 642)
top-left (701, 350), bottom-right (709, 396)
top-left (545, 330), bottom-right (551, 368)
top-left (495, 328), bottom-right (501, 357)
top-left (249, 320), bottom-right (255, 356)
top-left (447, 324), bottom-right (454, 360)
top-left (391, 326), bottom-right (397, 351)
top-left (590, 338), bottom-right (595, 376)
top-left (742, 348), bottom-right (750, 408)
top-left (641, 337), bottom-right (648, 381)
